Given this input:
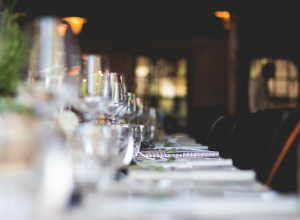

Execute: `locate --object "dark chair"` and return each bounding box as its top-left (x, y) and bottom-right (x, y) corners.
top-left (207, 114), bottom-right (241, 158)
top-left (228, 109), bottom-right (286, 181)
top-left (206, 108), bottom-right (300, 192)
top-left (262, 108), bottom-right (300, 192)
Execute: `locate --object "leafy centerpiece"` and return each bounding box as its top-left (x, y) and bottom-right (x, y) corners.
top-left (0, 0), bottom-right (37, 163)
top-left (0, 0), bottom-right (28, 99)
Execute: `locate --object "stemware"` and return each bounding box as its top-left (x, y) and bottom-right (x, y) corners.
top-left (103, 73), bottom-right (127, 125)
top-left (71, 54), bottom-right (111, 123)
top-left (134, 97), bottom-right (152, 141)
top-left (134, 97), bottom-right (149, 124)
top-left (62, 20), bottom-right (82, 101)
top-left (70, 125), bottom-right (133, 190)
top-left (17, 16), bottom-right (77, 117)
top-left (118, 73), bottom-right (129, 119)
top-left (121, 124), bottom-right (141, 157)
top-left (122, 92), bottom-right (137, 124)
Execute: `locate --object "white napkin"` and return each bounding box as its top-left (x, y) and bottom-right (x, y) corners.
top-left (138, 157), bottom-right (233, 168)
top-left (154, 145), bottom-right (209, 150)
top-left (129, 168), bottom-right (256, 182)
top-left (72, 193), bottom-right (299, 219)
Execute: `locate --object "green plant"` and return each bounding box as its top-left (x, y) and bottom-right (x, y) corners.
top-left (0, 96), bottom-right (32, 113)
top-left (164, 141), bottom-right (173, 146)
top-left (0, 0), bottom-right (28, 97)
top-left (165, 148), bottom-right (177, 153)
top-left (167, 156), bottom-right (176, 162)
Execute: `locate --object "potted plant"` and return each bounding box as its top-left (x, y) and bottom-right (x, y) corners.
top-left (0, 0), bottom-right (28, 97)
top-left (0, 0), bottom-right (37, 164)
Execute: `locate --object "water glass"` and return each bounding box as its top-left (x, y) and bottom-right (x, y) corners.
top-left (134, 97), bottom-right (149, 124)
top-left (139, 124), bottom-right (151, 142)
top-left (71, 54), bottom-right (111, 123)
top-left (18, 16), bottom-right (76, 117)
top-left (70, 124), bottom-right (133, 190)
top-left (121, 124), bottom-right (141, 156)
top-left (122, 92), bottom-right (137, 124)
top-left (103, 73), bottom-right (127, 125)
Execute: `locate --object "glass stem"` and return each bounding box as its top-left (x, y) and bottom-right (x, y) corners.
top-left (110, 118), bottom-right (118, 125)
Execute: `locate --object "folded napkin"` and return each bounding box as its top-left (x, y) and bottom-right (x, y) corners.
top-left (129, 168), bottom-right (256, 182)
top-left (154, 145), bottom-right (209, 150)
top-left (140, 150), bottom-right (219, 158)
top-left (138, 157), bottom-right (233, 168)
top-left (185, 157), bottom-right (233, 166)
top-left (74, 193), bottom-right (299, 219)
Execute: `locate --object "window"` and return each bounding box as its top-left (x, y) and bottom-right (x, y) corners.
top-left (249, 58), bottom-right (299, 109)
top-left (134, 55), bottom-right (188, 127)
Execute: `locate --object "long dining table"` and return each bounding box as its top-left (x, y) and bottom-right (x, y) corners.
top-left (60, 133), bottom-right (300, 220)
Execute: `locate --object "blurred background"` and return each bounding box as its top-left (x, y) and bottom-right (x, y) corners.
top-left (11, 0), bottom-right (300, 143)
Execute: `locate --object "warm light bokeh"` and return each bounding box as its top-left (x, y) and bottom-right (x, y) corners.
top-left (215, 11), bottom-right (230, 19)
top-left (62, 17), bottom-right (88, 35)
top-left (57, 24), bottom-right (68, 36)
top-left (215, 11), bottom-right (230, 30)
top-left (68, 65), bottom-right (81, 76)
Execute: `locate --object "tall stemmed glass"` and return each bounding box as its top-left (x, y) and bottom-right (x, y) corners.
top-left (13, 16), bottom-right (78, 212)
top-left (103, 73), bottom-right (127, 125)
top-left (135, 97), bottom-right (149, 124)
top-left (18, 16), bottom-right (76, 117)
top-left (62, 20), bottom-right (82, 109)
top-left (122, 92), bottom-right (137, 124)
top-left (71, 54), bottom-right (110, 124)
top-left (71, 125), bottom-right (133, 190)
top-left (117, 73), bottom-right (128, 118)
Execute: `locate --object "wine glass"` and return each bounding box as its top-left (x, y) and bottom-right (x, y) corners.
top-left (122, 92), bottom-right (137, 124)
top-left (117, 73), bottom-right (128, 120)
top-left (119, 72), bottom-right (127, 99)
top-left (121, 124), bottom-right (141, 157)
top-left (17, 16), bottom-right (77, 117)
top-left (134, 97), bottom-right (150, 124)
top-left (134, 97), bottom-right (152, 141)
top-left (103, 73), bottom-right (127, 125)
top-left (71, 54), bottom-right (111, 124)
top-left (70, 125), bottom-right (133, 190)
top-left (110, 125), bottom-right (134, 167)
top-left (61, 19), bottom-right (82, 105)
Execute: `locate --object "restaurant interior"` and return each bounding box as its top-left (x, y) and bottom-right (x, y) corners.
top-left (1, 0), bottom-right (300, 219)
top-left (14, 1), bottom-right (300, 140)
